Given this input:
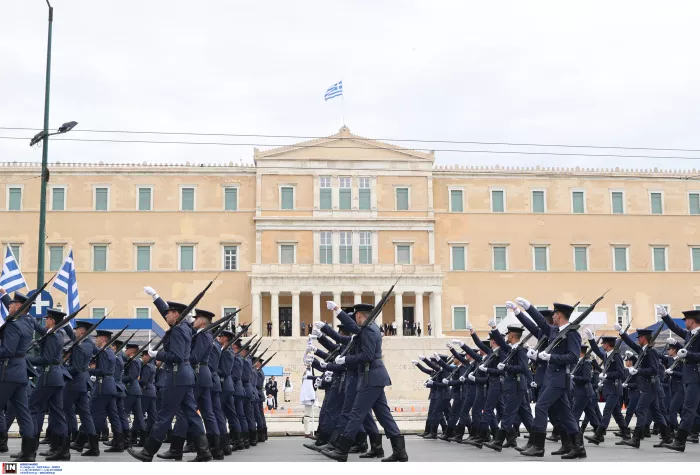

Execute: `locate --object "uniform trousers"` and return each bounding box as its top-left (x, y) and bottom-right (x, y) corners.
top-left (243, 397), bottom-right (255, 432)
top-left (678, 384), bottom-right (700, 431)
top-left (150, 386), bottom-right (204, 442)
top-left (30, 386), bottom-right (66, 437)
top-left (447, 396), bottom-right (465, 428)
top-left (220, 392), bottom-right (241, 435)
top-left (427, 398), bottom-right (450, 428)
top-left (63, 389), bottom-right (95, 435)
top-left (333, 385), bottom-right (379, 436)
top-left (634, 391), bottom-right (666, 428)
top-left (667, 390), bottom-right (684, 429)
top-left (124, 395), bottom-right (145, 431)
top-left (0, 383), bottom-right (34, 437)
top-left (90, 394), bottom-right (119, 434)
top-left (624, 391), bottom-right (640, 426)
top-left (572, 393), bottom-right (601, 427)
top-left (458, 390), bottom-right (477, 429)
top-left (341, 386), bottom-right (400, 440)
top-left (483, 383), bottom-right (502, 434)
top-left (174, 387), bottom-right (218, 436)
top-left (253, 398), bottom-right (265, 430)
top-left (532, 386), bottom-right (579, 435)
top-left (114, 397), bottom-right (129, 433)
top-left (600, 394), bottom-right (627, 429)
top-left (503, 390), bottom-right (533, 431)
top-left (472, 387), bottom-right (487, 429)
top-left (234, 395), bottom-right (248, 433)
top-left (317, 388), bottom-right (344, 435)
top-left (142, 396), bottom-right (157, 431)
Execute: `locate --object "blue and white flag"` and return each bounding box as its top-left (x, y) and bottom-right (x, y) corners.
top-left (0, 245), bottom-right (27, 322)
top-left (53, 249), bottom-right (79, 324)
top-left (324, 81), bottom-right (343, 101)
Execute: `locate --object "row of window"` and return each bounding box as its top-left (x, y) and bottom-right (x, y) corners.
top-left (90, 306), bottom-right (239, 321)
top-left (449, 244), bottom-right (700, 272)
top-left (450, 304), bottom-right (700, 330)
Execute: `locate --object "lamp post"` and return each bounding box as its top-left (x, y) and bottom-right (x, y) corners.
top-left (33, 0), bottom-right (78, 287)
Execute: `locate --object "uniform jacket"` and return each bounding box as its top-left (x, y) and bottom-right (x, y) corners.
top-left (140, 360), bottom-right (157, 398)
top-left (620, 332), bottom-right (660, 393)
top-left (472, 332), bottom-right (506, 388)
top-left (571, 357), bottom-right (595, 398)
top-left (528, 308), bottom-right (580, 390)
top-left (242, 357), bottom-right (256, 399)
top-left (492, 330), bottom-right (529, 392)
top-left (218, 344), bottom-right (235, 393)
top-left (232, 353), bottom-right (246, 397)
top-left (0, 313), bottom-right (36, 384)
top-left (208, 339), bottom-right (222, 393)
top-left (90, 346), bottom-right (118, 396)
top-left (515, 309), bottom-right (549, 386)
top-left (114, 351), bottom-right (127, 397)
top-left (28, 329), bottom-right (71, 387)
top-left (66, 338), bottom-right (97, 393)
top-left (190, 327), bottom-right (213, 388)
top-left (662, 315), bottom-right (700, 385)
top-left (123, 357), bottom-right (143, 396)
top-left (344, 323), bottom-right (391, 390)
top-left (588, 338), bottom-right (625, 396)
top-left (155, 322), bottom-right (195, 387)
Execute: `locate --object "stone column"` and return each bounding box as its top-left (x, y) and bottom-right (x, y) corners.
top-left (415, 291), bottom-right (424, 335)
top-left (333, 291), bottom-right (342, 314)
top-left (270, 291), bottom-right (279, 337)
top-left (312, 291), bottom-right (321, 326)
top-left (374, 291), bottom-right (384, 327)
top-left (354, 291), bottom-right (362, 305)
top-left (291, 291), bottom-right (300, 337)
top-left (430, 291), bottom-right (443, 337)
top-left (251, 291), bottom-right (261, 336)
top-left (394, 291), bottom-right (404, 336)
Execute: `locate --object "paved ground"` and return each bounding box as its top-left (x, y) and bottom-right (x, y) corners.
top-left (6, 436), bottom-right (700, 462)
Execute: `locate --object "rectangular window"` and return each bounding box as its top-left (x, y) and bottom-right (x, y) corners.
top-left (689, 193), bottom-right (700, 215)
top-left (92, 245), bottom-right (107, 272)
top-left (451, 246), bottom-right (466, 271)
top-left (611, 191), bottom-right (624, 214)
top-left (136, 245), bottom-right (151, 271)
top-left (8, 187), bottom-right (22, 211)
top-left (339, 177), bottom-right (351, 210)
top-left (693, 247), bottom-right (700, 272)
top-left (179, 245), bottom-right (194, 271)
top-left (532, 190), bottom-right (545, 213)
top-left (453, 306), bottom-right (468, 330)
top-left (536, 306), bottom-right (549, 311)
top-left (359, 231), bottom-right (372, 264)
top-left (450, 189), bottom-right (464, 212)
top-left (493, 246), bottom-right (507, 271)
top-left (280, 186), bottom-right (294, 210)
top-left (136, 308), bottom-right (150, 319)
top-left (280, 244), bottom-right (295, 264)
top-left (616, 306), bottom-right (628, 326)
top-left (49, 245), bottom-right (64, 271)
top-left (533, 246), bottom-right (548, 271)
top-left (359, 177), bottom-right (371, 210)
top-left (224, 187), bottom-right (238, 211)
top-left (396, 245), bottom-right (411, 264)
top-left (396, 187), bottom-right (409, 211)
top-left (8, 244), bottom-right (20, 266)
top-left (223, 307), bottom-right (237, 330)
top-left (574, 246), bottom-right (588, 271)
top-left (614, 247), bottom-right (628, 271)
top-left (495, 306), bottom-right (508, 323)
top-left (319, 232), bottom-right (332, 264)
top-left (95, 187), bottom-right (109, 211)
top-left (577, 306), bottom-right (589, 313)
top-left (319, 177), bottom-right (332, 210)
top-left (650, 192), bottom-right (663, 215)
top-left (138, 187), bottom-right (152, 211)
top-left (51, 187), bottom-right (65, 211)
top-left (491, 189), bottom-right (505, 212)
top-left (92, 307), bottom-right (106, 319)
top-left (223, 246), bottom-right (238, 270)
top-left (572, 191), bottom-right (585, 214)
top-left (652, 247), bottom-right (667, 272)
top-left (339, 231), bottom-right (352, 264)
top-left (181, 187), bottom-right (195, 211)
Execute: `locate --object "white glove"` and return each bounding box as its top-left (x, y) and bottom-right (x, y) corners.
top-left (598, 381), bottom-right (604, 388)
top-left (678, 348), bottom-right (688, 359)
top-left (425, 380), bottom-right (433, 387)
top-left (538, 351), bottom-right (551, 361)
top-left (527, 348), bottom-right (538, 361)
top-left (530, 381), bottom-right (537, 388)
top-left (433, 352), bottom-right (441, 360)
top-left (468, 373), bottom-right (476, 382)
top-left (186, 315), bottom-right (195, 324)
top-left (452, 339), bottom-right (464, 347)
top-left (515, 297), bottom-right (531, 310)
top-left (465, 322), bottom-right (473, 331)
top-left (487, 317), bottom-right (497, 329)
top-left (324, 371), bottom-right (333, 381)
top-left (319, 361), bottom-right (327, 369)
top-left (479, 364), bottom-right (487, 372)
top-left (90, 375), bottom-right (97, 382)
top-left (622, 383), bottom-right (628, 388)
top-left (314, 379), bottom-right (320, 389)
top-left (599, 373), bottom-right (607, 380)
top-left (668, 337), bottom-right (677, 345)
top-left (656, 306), bottom-right (668, 318)
top-left (144, 286), bottom-right (157, 297)
top-left (442, 378), bottom-right (449, 384)
top-left (613, 323), bottom-right (623, 333)
top-left (625, 350), bottom-right (634, 358)
top-left (419, 355), bottom-right (426, 361)
top-left (411, 360), bottom-right (419, 365)
top-left (148, 349), bottom-right (158, 358)
top-left (326, 301), bottom-right (337, 311)
top-left (445, 342), bottom-right (453, 349)
top-left (334, 356), bottom-right (346, 365)
top-left (584, 328), bottom-right (594, 340)
top-left (314, 321), bottom-right (325, 330)
top-left (459, 376), bottom-right (466, 382)
top-left (497, 363), bottom-right (505, 370)
top-left (505, 301), bottom-right (520, 314)
top-left (312, 328), bottom-right (322, 337)
top-left (309, 334), bottom-right (319, 340)
top-left (665, 368), bottom-right (673, 374)
top-left (628, 367), bottom-right (638, 375)
top-left (304, 356), bottom-right (314, 365)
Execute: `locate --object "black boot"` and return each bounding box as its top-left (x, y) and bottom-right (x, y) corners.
top-left (39, 434), bottom-right (59, 457)
top-left (381, 435), bottom-right (408, 462)
top-left (134, 430), bottom-right (148, 448)
top-left (45, 435), bottom-right (71, 461)
top-left (551, 433), bottom-right (572, 455)
top-left (322, 434), bottom-right (352, 462)
top-left (585, 426), bottom-right (606, 445)
top-left (653, 425), bottom-right (672, 448)
top-left (156, 435), bottom-right (185, 460)
top-left (234, 431), bottom-right (245, 451)
top-left (304, 431), bottom-right (328, 452)
top-left (189, 434), bottom-right (212, 462)
top-left (127, 436), bottom-right (162, 462)
top-left (222, 433), bottom-right (233, 456)
top-left (39, 430), bottom-right (52, 446)
top-left (249, 430), bottom-right (258, 447)
top-left (104, 432), bottom-right (124, 453)
top-left (620, 427), bottom-right (643, 448)
top-left (503, 429), bottom-right (519, 450)
top-left (129, 428), bottom-right (139, 448)
top-left (546, 427), bottom-right (560, 442)
top-left (210, 434), bottom-right (224, 460)
top-left (688, 426), bottom-right (699, 444)
top-left (14, 437), bottom-right (37, 463)
top-left (81, 434), bottom-right (100, 457)
top-left (662, 428), bottom-right (688, 452)
top-left (70, 431), bottom-right (88, 452)
top-left (164, 429), bottom-right (173, 444)
top-left (561, 433), bottom-right (587, 459)
top-left (644, 425), bottom-right (652, 439)
top-left (183, 434), bottom-right (195, 453)
top-left (418, 421), bottom-right (430, 438)
top-left (264, 427), bottom-right (268, 440)
top-left (0, 432), bottom-right (8, 453)
top-left (423, 424), bottom-right (438, 440)
top-left (100, 428), bottom-right (109, 442)
top-left (257, 429), bottom-right (266, 443)
top-left (464, 426), bottom-right (487, 449)
top-left (359, 433), bottom-right (384, 459)
top-left (438, 426), bottom-right (455, 442)
top-left (484, 429), bottom-right (506, 452)
top-left (520, 431), bottom-right (545, 457)
top-left (349, 432), bottom-right (368, 453)
top-left (450, 425), bottom-right (465, 443)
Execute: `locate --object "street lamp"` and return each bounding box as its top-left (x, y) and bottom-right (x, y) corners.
top-left (32, 0), bottom-right (78, 288)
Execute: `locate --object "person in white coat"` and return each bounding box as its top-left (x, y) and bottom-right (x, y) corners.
top-left (300, 366), bottom-right (317, 438)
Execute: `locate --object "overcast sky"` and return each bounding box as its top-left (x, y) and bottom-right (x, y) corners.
top-left (2, 1), bottom-right (700, 171)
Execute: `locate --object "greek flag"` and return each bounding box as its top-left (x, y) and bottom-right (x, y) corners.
top-left (0, 245), bottom-right (27, 322)
top-left (53, 249), bottom-right (79, 324)
top-left (324, 81), bottom-right (343, 101)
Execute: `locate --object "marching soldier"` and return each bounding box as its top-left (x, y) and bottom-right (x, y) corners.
top-left (89, 330), bottom-right (120, 455)
top-left (122, 343), bottom-right (145, 448)
top-left (137, 350), bottom-right (157, 446)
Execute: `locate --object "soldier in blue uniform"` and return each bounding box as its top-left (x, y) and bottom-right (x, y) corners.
top-left (89, 330), bottom-right (120, 455)
top-left (567, 345), bottom-right (601, 454)
top-left (231, 339), bottom-right (252, 448)
top-left (64, 320), bottom-right (100, 456)
top-left (252, 357), bottom-right (268, 441)
top-left (662, 338), bottom-right (684, 435)
top-left (446, 341), bottom-right (479, 442)
top-left (206, 328), bottom-right (227, 459)
top-left (515, 299), bottom-right (585, 459)
top-left (621, 353), bottom-right (640, 431)
top-left (136, 350), bottom-right (157, 447)
top-left (322, 303), bottom-right (408, 463)
top-left (471, 324), bottom-right (505, 440)
top-left (219, 331), bottom-right (245, 453)
top-left (0, 291), bottom-right (39, 461)
top-left (660, 308), bottom-right (700, 451)
top-left (122, 343), bottom-right (145, 448)
top-left (104, 339), bottom-right (128, 452)
top-left (128, 298), bottom-right (209, 462)
top-left (421, 354), bottom-right (453, 439)
top-left (436, 347), bottom-right (469, 442)
top-left (239, 343), bottom-right (258, 447)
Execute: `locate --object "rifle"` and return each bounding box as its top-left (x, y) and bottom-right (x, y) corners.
top-left (115, 332), bottom-right (138, 355)
top-left (666, 331), bottom-right (700, 372)
top-left (124, 337), bottom-right (156, 369)
top-left (544, 289), bottom-right (610, 353)
top-left (260, 351), bottom-right (277, 369)
top-left (217, 322), bottom-right (254, 351)
top-left (29, 301), bottom-right (90, 351)
top-left (63, 314), bottom-right (108, 363)
top-left (91, 325), bottom-right (130, 362)
top-left (152, 274), bottom-right (221, 351)
top-left (596, 321), bottom-right (632, 392)
top-left (622, 323), bottom-right (666, 386)
top-left (499, 331), bottom-right (536, 366)
top-left (197, 307), bottom-right (247, 340)
top-left (224, 333), bottom-right (258, 353)
top-left (0, 276), bottom-right (56, 337)
top-left (570, 347), bottom-right (595, 376)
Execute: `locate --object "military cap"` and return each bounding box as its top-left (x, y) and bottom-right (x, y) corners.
top-left (636, 328), bottom-right (653, 339)
top-left (232, 339), bottom-right (243, 348)
top-left (506, 325), bottom-right (524, 335)
top-left (166, 301), bottom-right (188, 313)
top-left (438, 354), bottom-right (449, 362)
top-left (669, 340), bottom-right (683, 350)
top-left (627, 354), bottom-right (638, 364)
top-left (126, 343), bottom-right (139, 350)
top-left (113, 340), bottom-right (124, 348)
top-left (195, 308), bottom-right (215, 320)
top-left (96, 330), bottom-right (112, 339)
top-left (45, 308), bottom-right (66, 321)
top-left (600, 336), bottom-right (617, 346)
top-left (141, 349), bottom-right (149, 355)
top-left (580, 345), bottom-right (588, 353)
top-left (337, 324), bottom-right (346, 332)
top-left (353, 303), bottom-right (374, 314)
top-left (342, 307), bottom-right (355, 315)
top-left (552, 303), bottom-right (574, 318)
top-left (9, 291), bottom-right (29, 304)
top-left (220, 330), bottom-right (234, 340)
top-left (75, 320), bottom-right (92, 330)
top-left (682, 310), bottom-right (700, 322)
